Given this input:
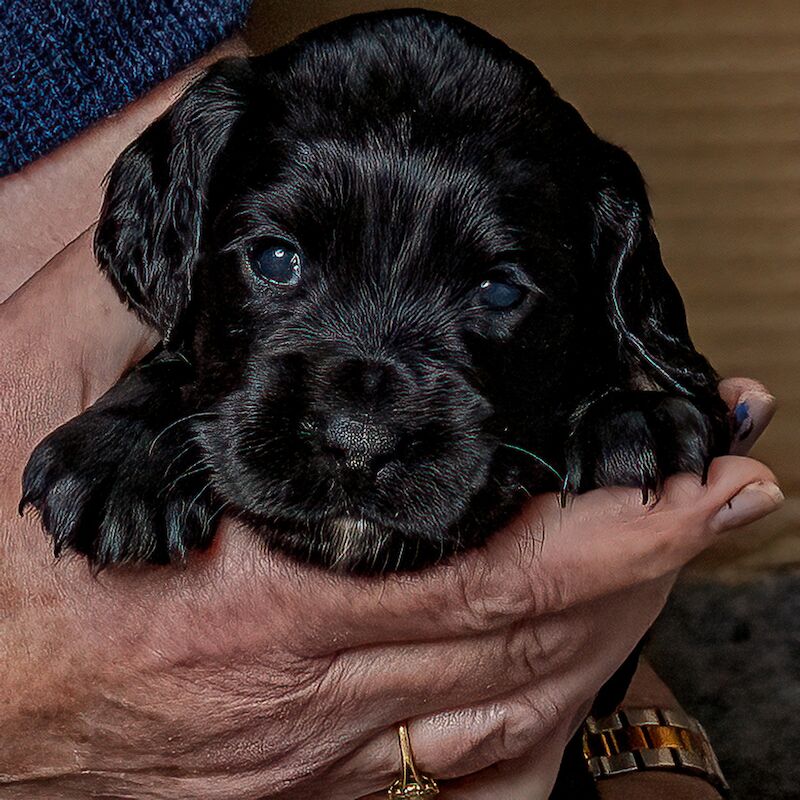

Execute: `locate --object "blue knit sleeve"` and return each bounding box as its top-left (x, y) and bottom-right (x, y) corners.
top-left (0, 0), bottom-right (251, 176)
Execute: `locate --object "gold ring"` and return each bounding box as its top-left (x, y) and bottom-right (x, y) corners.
top-left (387, 722), bottom-right (440, 799)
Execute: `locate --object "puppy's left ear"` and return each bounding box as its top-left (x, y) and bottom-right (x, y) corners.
top-left (94, 58), bottom-right (252, 344)
top-left (591, 142), bottom-right (718, 397)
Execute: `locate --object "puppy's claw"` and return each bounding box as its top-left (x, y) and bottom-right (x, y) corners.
top-left (18, 495), bottom-right (31, 517)
top-left (565, 391), bottom-right (727, 500)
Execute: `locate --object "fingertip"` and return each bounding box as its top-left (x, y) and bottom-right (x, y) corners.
top-left (718, 376), bottom-right (768, 408)
top-left (710, 480), bottom-right (784, 534)
top-left (655, 456), bottom-right (778, 522)
top-left (688, 456), bottom-right (781, 539)
top-left (730, 389), bottom-right (777, 456)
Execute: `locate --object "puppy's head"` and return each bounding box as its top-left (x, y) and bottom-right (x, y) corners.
top-left (96, 11), bottom-right (713, 570)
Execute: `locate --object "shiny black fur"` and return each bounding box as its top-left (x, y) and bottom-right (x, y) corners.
top-left (22, 10), bottom-right (729, 569)
top-left (22, 12), bottom-right (730, 793)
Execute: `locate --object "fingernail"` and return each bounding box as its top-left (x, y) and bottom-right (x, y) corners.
top-left (730, 391), bottom-right (775, 456)
top-left (733, 401), bottom-right (752, 438)
top-left (711, 481), bottom-right (784, 533)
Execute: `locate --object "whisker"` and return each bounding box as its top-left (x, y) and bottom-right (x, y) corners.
top-left (394, 538), bottom-right (406, 571)
top-left (149, 412), bottom-right (218, 456)
top-left (379, 536), bottom-right (394, 574)
top-left (200, 500), bottom-right (230, 542)
top-left (560, 471), bottom-right (571, 507)
top-left (499, 443), bottom-right (563, 482)
top-left (162, 440), bottom-right (200, 479)
top-left (181, 481), bottom-right (213, 529)
top-left (162, 459), bottom-right (211, 497)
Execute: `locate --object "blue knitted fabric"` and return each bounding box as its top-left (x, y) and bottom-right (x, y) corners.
top-left (0, 0), bottom-right (251, 176)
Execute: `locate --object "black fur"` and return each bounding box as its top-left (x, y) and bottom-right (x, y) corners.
top-left (21, 11), bottom-right (731, 794)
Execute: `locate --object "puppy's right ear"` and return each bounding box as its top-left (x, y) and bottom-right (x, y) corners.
top-left (94, 58), bottom-right (252, 343)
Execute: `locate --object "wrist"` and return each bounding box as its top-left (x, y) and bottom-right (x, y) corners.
top-left (584, 659), bottom-right (723, 800)
top-left (597, 771), bottom-right (723, 800)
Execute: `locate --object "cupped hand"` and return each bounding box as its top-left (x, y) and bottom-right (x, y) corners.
top-left (0, 230), bottom-right (781, 800)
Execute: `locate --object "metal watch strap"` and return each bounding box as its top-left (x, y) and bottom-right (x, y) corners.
top-left (582, 707), bottom-right (730, 796)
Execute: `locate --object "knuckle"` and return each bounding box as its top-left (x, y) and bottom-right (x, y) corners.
top-left (483, 695), bottom-right (560, 764)
top-left (446, 705), bottom-right (516, 771)
top-left (535, 566), bottom-right (573, 614)
top-left (451, 560), bottom-right (509, 632)
top-left (503, 618), bottom-right (566, 679)
top-left (453, 556), bottom-right (541, 634)
top-left (504, 689), bottom-right (565, 755)
top-left (435, 689), bottom-right (566, 777)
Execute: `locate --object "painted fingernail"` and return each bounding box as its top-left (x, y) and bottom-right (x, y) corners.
top-left (733, 401), bottom-right (752, 439)
top-left (730, 390), bottom-right (775, 456)
top-left (711, 481), bottom-right (784, 533)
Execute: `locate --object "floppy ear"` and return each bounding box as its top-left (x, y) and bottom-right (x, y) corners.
top-left (591, 142), bottom-right (719, 398)
top-left (94, 58), bottom-right (252, 344)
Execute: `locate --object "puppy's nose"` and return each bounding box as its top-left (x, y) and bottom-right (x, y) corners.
top-left (322, 414), bottom-right (398, 473)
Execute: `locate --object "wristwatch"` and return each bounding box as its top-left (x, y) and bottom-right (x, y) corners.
top-left (582, 707), bottom-right (730, 796)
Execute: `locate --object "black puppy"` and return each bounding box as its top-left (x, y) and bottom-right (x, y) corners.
top-left (21, 10), bottom-right (729, 571)
top-left (22, 11), bottom-right (729, 793)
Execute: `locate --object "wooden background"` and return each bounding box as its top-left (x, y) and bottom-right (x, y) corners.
top-left (245, 0), bottom-right (799, 577)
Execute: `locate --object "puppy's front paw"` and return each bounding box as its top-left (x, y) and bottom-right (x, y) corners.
top-left (21, 411), bottom-right (216, 566)
top-left (564, 391), bottom-right (729, 499)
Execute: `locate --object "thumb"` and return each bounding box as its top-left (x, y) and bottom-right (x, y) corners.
top-left (0, 227), bottom-right (156, 476)
top-left (2, 226), bottom-right (155, 408)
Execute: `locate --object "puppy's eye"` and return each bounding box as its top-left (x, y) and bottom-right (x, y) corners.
top-left (249, 241), bottom-right (302, 286)
top-left (479, 278), bottom-right (524, 310)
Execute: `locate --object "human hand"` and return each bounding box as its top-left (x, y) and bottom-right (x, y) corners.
top-left (0, 231), bottom-right (781, 800)
top-left (409, 378), bottom-right (777, 799)
top-left (0, 35), bottom-right (250, 302)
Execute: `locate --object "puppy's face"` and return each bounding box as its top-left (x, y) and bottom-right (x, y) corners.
top-left (194, 129), bottom-right (582, 568)
top-left (95, 11), bottom-right (723, 570)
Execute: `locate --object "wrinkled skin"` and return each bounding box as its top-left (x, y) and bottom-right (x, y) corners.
top-left (1, 237), bottom-right (779, 797)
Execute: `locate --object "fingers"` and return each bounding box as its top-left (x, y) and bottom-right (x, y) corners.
top-left (345, 633), bottom-right (619, 798)
top-left (718, 377), bottom-right (776, 456)
top-left (347, 696), bottom-right (572, 799)
top-left (318, 576), bottom-right (663, 733)
top-left (437, 735), bottom-right (569, 800)
top-left (394, 595), bottom-right (660, 781)
top-left (360, 738), bottom-right (567, 800)
top-left (350, 580), bottom-right (716, 799)
top-left (718, 376), bottom-right (767, 407)
top-left (229, 448), bottom-right (781, 652)
top-left (532, 455), bottom-right (782, 598)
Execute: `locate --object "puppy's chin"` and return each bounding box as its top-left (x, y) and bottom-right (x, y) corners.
top-left (239, 463), bottom-right (534, 574)
top-left (250, 513), bottom-right (463, 573)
